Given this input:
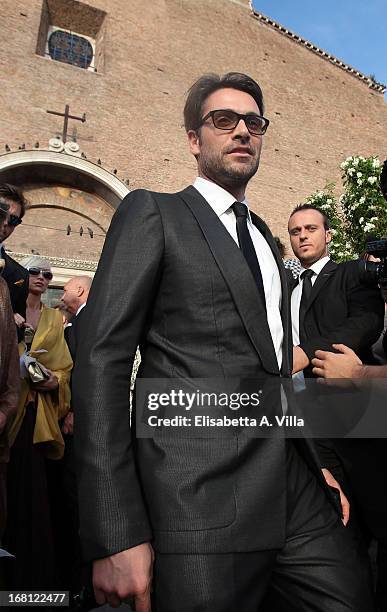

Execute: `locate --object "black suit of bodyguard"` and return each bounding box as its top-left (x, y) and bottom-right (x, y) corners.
top-left (73, 74), bottom-right (374, 611)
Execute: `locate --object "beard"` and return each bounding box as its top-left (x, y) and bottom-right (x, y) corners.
top-left (199, 145), bottom-right (260, 191)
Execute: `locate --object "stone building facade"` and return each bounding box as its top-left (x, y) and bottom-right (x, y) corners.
top-left (0, 0), bottom-right (386, 293)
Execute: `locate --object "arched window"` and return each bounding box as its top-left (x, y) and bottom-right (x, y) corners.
top-left (47, 29), bottom-right (94, 70)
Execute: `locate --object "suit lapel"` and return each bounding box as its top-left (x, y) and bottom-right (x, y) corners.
top-left (306, 260), bottom-right (338, 312)
top-left (180, 186), bottom-right (279, 375)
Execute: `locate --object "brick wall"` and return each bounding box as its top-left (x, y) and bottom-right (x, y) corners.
top-left (0, 0), bottom-right (386, 257)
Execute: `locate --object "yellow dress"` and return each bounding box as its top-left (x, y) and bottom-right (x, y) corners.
top-left (9, 305), bottom-right (73, 460)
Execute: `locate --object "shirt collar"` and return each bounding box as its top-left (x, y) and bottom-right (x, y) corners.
top-left (193, 177), bottom-right (249, 218)
top-left (299, 255), bottom-right (330, 281)
top-left (76, 302), bottom-right (86, 316)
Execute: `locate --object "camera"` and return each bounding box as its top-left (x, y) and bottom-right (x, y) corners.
top-left (358, 239), bottom-right (387, 289)
top-left (357, 161), bottom-right (387, 289)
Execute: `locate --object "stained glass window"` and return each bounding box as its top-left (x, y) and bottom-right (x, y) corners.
top-left (48, 30), bottom-right (94, 70)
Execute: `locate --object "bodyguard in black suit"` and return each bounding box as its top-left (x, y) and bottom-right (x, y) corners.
top-left (288, 224), bottom-right (384, 375)
top-left (0, 185), bottom-right (29, 341)
top-left (288, 203), bottom-right (385, 609)
top-left (73, 73), bottom-right (375, 611)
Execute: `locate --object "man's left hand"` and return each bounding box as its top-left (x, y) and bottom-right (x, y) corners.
top-left (322, 468), bottom-right (350, 526)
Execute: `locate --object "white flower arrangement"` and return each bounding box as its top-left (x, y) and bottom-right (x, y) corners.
top-left (364, 222), bottom-right (375, 232)
top-left (303, 156), bottom-right (386, 262)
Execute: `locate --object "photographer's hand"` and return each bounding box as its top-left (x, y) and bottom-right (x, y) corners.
top-left (93, 543), bottom-right (154, 611)
top-left (312, 344), bottom-right (363, 379)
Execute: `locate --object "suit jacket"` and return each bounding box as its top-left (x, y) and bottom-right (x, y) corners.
top-left (1, 250), bottom-right (29, 342)
top-left (291, 259), bottom-right (385, 472)
top-left (65, 306), bottom-right (86, 363)
top-left (73, 187), bottom-right (340, 562)
top-left (293, 259), bottom-right (384, 376)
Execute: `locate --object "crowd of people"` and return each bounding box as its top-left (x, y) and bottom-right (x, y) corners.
top-left (0, 190), bottom-right (92, 593)
top-left (0, 70), bottom-right (386, 611)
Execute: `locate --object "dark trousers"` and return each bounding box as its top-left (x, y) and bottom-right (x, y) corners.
top-left (4, 403), bottom-right (55, 589)
top-left (328, 440), bottom-right (387, 612)
top-left (48, 434), bottom-right (83, 594)
top-left (152, 442), bottom-right (375, 612)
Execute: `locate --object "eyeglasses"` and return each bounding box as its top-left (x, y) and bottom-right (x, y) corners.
top-left (29, 268), bottom-right (53, 281)
top-left (198, 109), bottom-right (270, 136)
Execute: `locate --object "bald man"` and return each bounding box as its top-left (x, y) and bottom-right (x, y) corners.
top-left (62, 276), bottom-right (92, 321)
top-left (60, 276), bottom-right (92, 430)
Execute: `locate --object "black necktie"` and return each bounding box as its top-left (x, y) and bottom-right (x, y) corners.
top-left (299, 269), bottom-right (314, 342)
top-left (232, 202), bottom-right (266, 307)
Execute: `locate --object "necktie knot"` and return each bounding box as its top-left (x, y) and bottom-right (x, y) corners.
top-left (232, 202), bottom-right (248, 219)
top-left (301, 269), bottom-right (314, 281)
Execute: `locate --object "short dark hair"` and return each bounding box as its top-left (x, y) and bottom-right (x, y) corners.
top-left (289, 203), bottom-right (330, 230)
top-left (0, 183), bottom-right (27, 218)
top-left (184, 72), bottom-right (264, 133)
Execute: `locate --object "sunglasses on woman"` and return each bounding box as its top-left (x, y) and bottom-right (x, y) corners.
top-left (29, 267), bottom-right (53, 281)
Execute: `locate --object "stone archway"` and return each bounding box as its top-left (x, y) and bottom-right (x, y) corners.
top-left (0, 149), bottom-right (129, 297)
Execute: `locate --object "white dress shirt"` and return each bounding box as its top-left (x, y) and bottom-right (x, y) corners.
top-left (76, 302), bottom-right (86, 317)
top-left (193, 177), bottom-right (283, 369)
top-left (291, 255), bottom-right (330, 346)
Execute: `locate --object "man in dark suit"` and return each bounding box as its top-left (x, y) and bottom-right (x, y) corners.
top-left (50, 276), bottom-right (92, 593)
top-left (74, 73), bottom-right (375, 611)
top-left (0, 185), bottom-right (29, 342)
top-left (288, 203), bottom-right (385, 609)
top-left (62, 275), bottom-right (92, 374)
top-left (288, 203), bottom-right (384, 376)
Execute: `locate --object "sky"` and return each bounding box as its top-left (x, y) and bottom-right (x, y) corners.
top-left (252, 0), bottom-right (387, 94)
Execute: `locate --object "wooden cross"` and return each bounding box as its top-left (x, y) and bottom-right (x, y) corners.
top-left (46, 104), bottom-right (86, 143)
